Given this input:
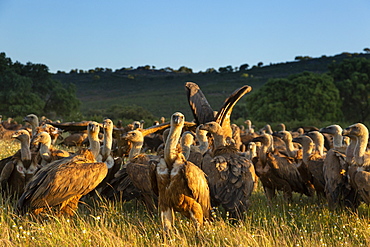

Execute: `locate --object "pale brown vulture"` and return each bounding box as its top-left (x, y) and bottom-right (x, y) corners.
top-left (32, 131), bottom-right (71, 166)
top-left (151, 112), bottom-right (211, 234)
top-left (17, 121), bottom-right (108, 216)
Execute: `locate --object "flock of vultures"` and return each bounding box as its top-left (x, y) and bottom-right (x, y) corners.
top-left (0, 81), bottom-right (370, 234)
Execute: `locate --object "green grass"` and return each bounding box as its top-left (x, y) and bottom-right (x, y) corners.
top-left (1, 140), bottom-right (370, 246)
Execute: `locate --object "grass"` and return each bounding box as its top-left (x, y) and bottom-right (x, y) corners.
top-left (1, 140), bottom-right (370, 246)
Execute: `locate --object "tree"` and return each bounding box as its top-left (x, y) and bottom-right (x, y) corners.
top-left (245, 72), bottom-right (342, 122)
top-left (178, 66), bottom-right (193, 73)
top-left (219, 65), bottom-right (233, 73)
top-left (329, 57), bottom-right (370, 122)
top-left (0, 52), bottom-right (80, 118)
top-left (239, 64), bottom-right (249, 71)
top-left (364, 48), bottom-right (370, 53)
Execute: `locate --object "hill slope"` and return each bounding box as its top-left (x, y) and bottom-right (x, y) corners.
top-left (53, 52), bottom-right (370, 120)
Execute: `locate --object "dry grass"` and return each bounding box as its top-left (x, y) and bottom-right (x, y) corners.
top-left (1, 140), bottom-right (369, 246)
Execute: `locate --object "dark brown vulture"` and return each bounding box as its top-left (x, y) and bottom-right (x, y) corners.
top-left (101, 129), bottom-right (158, 213)
top-left (252, 134), bottom-right (311, 202)
top-left (319, 124), bottom-right (356, 210)
top-left (17, 121), bottom-right (108, 216)
top-left (185, 82), bottom-right (252, 140)
top-left (292, 135), bottom-right (326, 199)
top-left (0, 130), bottom-right (38, 197)
top-left (198, 121), bottom-right (256, 220)
top-left (93, 119), bottom-right (122, 193)
top-left (342, 123), bottom-right (370, 205)
top-left (151, 112), bottom-right (211, 234)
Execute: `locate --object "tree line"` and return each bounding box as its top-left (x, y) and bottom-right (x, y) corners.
top-left (2, 52), bottom-right (370, 124)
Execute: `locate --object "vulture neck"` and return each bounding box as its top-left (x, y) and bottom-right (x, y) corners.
top-left (39, 135), bottom-right (52, 158)
top-left (210, 128), bottom-right (225, 150)
top-left (181, 139), bottom-right (191, 160)
top-left (164, 124), bottom-right (182, 168)
top-left (346, 136), bottom-right (357, 164)
top-left (332, 132), bottom-right (344, 149)
top-left (20, 136), bottom-right (32, 162)
top-left (248, 144), bottom-right (257, 160)
top-left (301, 142), bottom-right (314, 164)
top-left (101, 127), bottom-right (113, 161)
top-left (88, 132), bottom-right (100, 159)
top-left (258, 140), bottom-right (271, 164)
top-left (246, 121), bottom-right (254, 134)
top-left (353, 131), bottom-right (369, 166)
top-left (196, 128), bottom-right (209, 155)
top-left (283, 133), bottom-right (296, 157)
top-left (128, 139), bottom-right (143, 160)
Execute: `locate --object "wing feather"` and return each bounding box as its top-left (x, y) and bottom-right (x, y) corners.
top-left (19, 156), bottom-right (107, 210)
top-left (185, 82), bottom-right (215, 125)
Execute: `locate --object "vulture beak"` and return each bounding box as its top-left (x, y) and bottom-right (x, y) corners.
top-left (173, 115), bottom-right (182, 125)
top-left (342, 128), bottom-right (350, 136)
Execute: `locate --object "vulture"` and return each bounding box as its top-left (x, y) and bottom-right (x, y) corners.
top-left (151, 112), bottom-right (211, 234)
top-left (199, 121), bottom-right (256, 219)
top-left (272, 131), bottom-right (301, 159)
top-left (185, 82), bottom-right (252, 140)
top-left (252, 134), bottom-right (311, 202)
top-left (292, 135), bottom-right (326, 199)
top-left (305, 131), bottom-right (325, 157)
top-left (17, 121), bottom-right (108, 216)
top-left (23, 114), bottom-right (39, 138)
top-left (93, 119), bottom-right (122, 193)
top-left (244, 120), bottom-right (255, 134)
top-left (102, 129), bottom-right (159, 212)
top-left (342, 123), bottom-right (370, 205)
top-left (32, 131), bottom-right (71, 166)
top-left (240, 120), bottom-right (259, 148)
top-left (180, 131), bottom-right (203, 168)
top-left (319, 124), bottom-right (355, 210)
top-left (0, 130), bottom-right (38, 196)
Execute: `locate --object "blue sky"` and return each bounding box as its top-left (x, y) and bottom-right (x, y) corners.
top-left (1, 0), bottom-right (369, 73)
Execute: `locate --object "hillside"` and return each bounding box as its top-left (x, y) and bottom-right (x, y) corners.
top-left (52, 52), bottom-right (370, 121)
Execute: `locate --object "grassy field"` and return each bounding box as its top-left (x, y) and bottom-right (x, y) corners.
top-left (1, 140), bottom-right (370, 246)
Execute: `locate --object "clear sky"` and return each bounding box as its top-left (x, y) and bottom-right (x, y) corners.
top-left (1, 0), bottom-right (369, 73)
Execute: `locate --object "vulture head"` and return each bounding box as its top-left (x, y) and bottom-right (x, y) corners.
top-left (12, 129), bottom-right (31, 142)
top-left (198, 121), bottom-right (222, 135)
top-left (23, 114), bottom-right (39, 127)
top-left (342, 123), bottom-right (368, 138)
top-left (319, 124), bottom-right (343, 135)
top-left (122, 129), bottom-right (143, 143)
top-left (171, 112), bottom-right (185, 127)
top-left (273, 130), bottom-right (292, 142)
top-left (32, 131), bottom-right (50, 146)
top-left (103, 118), bottom-right (114, 132)
top-left (292, 135), bottom-right (314, 149)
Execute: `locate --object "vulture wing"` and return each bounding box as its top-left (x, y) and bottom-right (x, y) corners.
top-left (215, 85), bottom-right (252, 138)
top-left (50, 121), bottom-right (103, 132)
top-left (323, 149), bottom-right (348, 209)
top-left (18, 155), bottom-right (107, 210)
top-left (183, 160), bottom-right (211, 219)
top-left (185, 82), bottom-right (215, 125)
